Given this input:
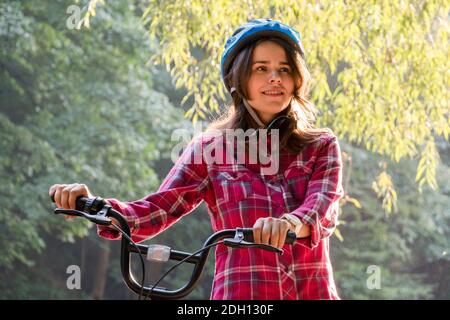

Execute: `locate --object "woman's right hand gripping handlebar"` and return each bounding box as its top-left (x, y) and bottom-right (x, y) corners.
top-left (49, 183), bottom-right (94, 210)
top-left (48, 183), bottom-right (119, 225)
top-left (49, 183), bottom-right (98, 220)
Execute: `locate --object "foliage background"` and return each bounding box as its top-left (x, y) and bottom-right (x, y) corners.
top-left (0, 0), bottom-right (448, 299)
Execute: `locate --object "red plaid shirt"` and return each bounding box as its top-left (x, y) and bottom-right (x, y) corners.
top-left (98, 131), bottom-right (344, 300)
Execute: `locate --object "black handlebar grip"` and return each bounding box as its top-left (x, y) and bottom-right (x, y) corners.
top-left (241, 228), bottom-right (296, 244)
top-left (75, 197), bottom-right (88, 211)
top-left (50, 195), bottom-right (105, 213)
top-left (284, 230), bottom-right (297, 244)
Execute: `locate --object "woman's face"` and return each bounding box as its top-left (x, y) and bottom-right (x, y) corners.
top-left (246, 40), bottom-right (295, 125)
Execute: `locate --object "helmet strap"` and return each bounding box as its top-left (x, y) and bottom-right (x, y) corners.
top-left (242, 98), bottom-right (266, 129)
top-left (231, 87), bottom-right (266, 128)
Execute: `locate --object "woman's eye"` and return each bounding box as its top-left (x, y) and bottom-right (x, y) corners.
top-left (254, 66), bottom-right (291, 73)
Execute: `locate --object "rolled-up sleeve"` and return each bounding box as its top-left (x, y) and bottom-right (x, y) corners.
top-left (291, 135), bottom-right (344, 249)
top-left (97, 136), bottom-right (209, 243)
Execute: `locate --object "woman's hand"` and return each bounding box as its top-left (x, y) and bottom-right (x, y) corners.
top-left (48, 183), bottom-right (120, 226)
top-left (48, 183), bottom-right (94, 211)
top-left (252, 217), bottom-right (291, 249)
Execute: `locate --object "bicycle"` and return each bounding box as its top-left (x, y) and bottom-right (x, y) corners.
top-left (51, 196), bottom-right (297, 300)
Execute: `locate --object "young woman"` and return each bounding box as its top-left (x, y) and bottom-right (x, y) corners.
top-left (49, 19), bottom-right (344, 300)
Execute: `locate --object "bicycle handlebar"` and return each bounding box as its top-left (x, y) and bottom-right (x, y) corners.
top-left (51, 195), bottom-right (297, 299)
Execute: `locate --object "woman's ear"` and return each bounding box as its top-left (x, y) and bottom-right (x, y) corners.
top-left (226, 77), bottom-right (235, 92)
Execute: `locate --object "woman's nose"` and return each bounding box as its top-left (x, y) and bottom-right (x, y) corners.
top-left (268, 71), bottom-right (281, 83)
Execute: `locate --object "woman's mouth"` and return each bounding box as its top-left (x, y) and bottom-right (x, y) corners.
top-left (262, 90), bottom-right (283, 96)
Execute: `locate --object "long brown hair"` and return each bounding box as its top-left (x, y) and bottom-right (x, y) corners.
top-left (208, 37), bottom-right (332, 154)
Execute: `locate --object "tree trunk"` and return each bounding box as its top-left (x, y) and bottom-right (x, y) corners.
top-left (91, 241), bottom-right (111, 300)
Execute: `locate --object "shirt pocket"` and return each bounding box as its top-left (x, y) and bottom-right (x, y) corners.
top-left (217, 171), bottom-right (253, 204)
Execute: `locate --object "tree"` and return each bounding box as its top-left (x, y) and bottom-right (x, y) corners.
top-left (81, 0), bottom-right (449, 210)
top-left (334, 138), bottom-right (450, 299)
top-left (0, 0), bottom-right (188, 298)
top-left (2, 0), bottom-right (448, 300)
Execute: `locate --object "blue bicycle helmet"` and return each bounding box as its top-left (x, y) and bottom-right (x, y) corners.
top-left (220, 18), bottom-right (306, 85)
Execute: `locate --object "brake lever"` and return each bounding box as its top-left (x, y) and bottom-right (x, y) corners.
top-left (223, 238), bottom-right (283, 254)
top-left (53, 207), bottom-right (112, 226)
